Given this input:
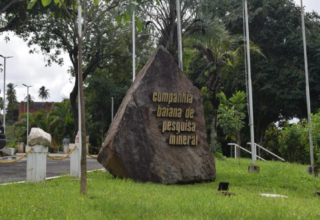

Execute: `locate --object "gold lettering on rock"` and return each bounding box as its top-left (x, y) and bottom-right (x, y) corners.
top-left (152, 92), bottom-right (193, 104)
top-left (168, 135), bottom-right (198, 146)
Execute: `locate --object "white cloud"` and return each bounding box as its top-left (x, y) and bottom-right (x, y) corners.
top-left (293, 0), bottom-right (320, 14)
top-left (0, 33), bottom-right (73, 103)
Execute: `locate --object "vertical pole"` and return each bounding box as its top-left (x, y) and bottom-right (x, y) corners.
top-left (111, 97), bottom-right (114, 122)
top-left (77, 0), bottom-right (82, 178)
top-left (244, 0), bottom-right (256, 165)
top-left (300, 0), bottom-right (314, 166)
top-left (27, 87), bottom-right (29, 145)
top-left (176, 0), bottom-right (183, 70)
top-left (3, 57), bottom-right (5, 133)
top-left (132, 10), bottom-right (136, 82)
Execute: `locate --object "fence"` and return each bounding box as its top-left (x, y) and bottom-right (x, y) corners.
top-left (227, 143), bottom-right (266, 161)
top-left (227, 143), bottom-right (285, 162)
top-left (0, 143), bottom-right (99, 183)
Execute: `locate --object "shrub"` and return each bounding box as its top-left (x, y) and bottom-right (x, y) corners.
top-left (278, 122), bottom-right (310, 164)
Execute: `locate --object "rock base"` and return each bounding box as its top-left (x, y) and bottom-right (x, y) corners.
top-left (248, 165), bottom-right (260, 173)
top-left (307, 166), bottom-right (318, 177)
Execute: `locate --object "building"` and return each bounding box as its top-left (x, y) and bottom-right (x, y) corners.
top-left (19, 102), bottom-right (53, 115)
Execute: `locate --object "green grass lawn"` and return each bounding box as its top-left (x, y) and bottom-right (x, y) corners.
top-left (1, 158), bottom-right (320, 219)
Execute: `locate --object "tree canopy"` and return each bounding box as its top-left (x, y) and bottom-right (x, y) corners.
top-left (2, 0), bottom-right (320, 165)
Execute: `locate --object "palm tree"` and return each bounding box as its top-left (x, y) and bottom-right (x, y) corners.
top-left (33, 109), bottom-right (52, 132)
top-left (6, 83), bottom-right (17, 103)
top-left (38, 86), bottom-right (50, 102)
top-left (0, 97), bottom-right (3, 112)
top-left (189, 27), bottom-right (264, 152)
top-left (24, 94), bottom-right (34, 108)
top-left (49, 99), bottom-right (75, 145)
top-left (6, 83), bottom-right (18, 124)
top-left (13, 112), bottom-right (35, 144)
top-left (142, 0), bottom-right (217, 56)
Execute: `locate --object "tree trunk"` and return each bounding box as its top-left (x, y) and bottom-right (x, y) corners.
top-left (208, 65), bottom-right (223, 153)
top-left (255, 118), bottom-right (268, 157)
top-left (209, 115), bottom-right (218, 152)
top-left (78, 37), bottom-right (87, 194)
top-left (70, 77), bottom-right (78, 140)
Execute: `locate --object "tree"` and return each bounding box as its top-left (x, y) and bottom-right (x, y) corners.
top-left (6, 83), bottom-right (17, 103)
top-left (38, 86), bottom-right (50, 101)
top-left (84, 69), bottom-right (129, 147)
top-left (186, 26), bottom-right (264, 152)
top-left (217, 91), bottom-right (246, 158)
top-left (209, 0), bottom-right (320, 144)
top-left (28, 0), bottom-right (130, 194)
top-left (33, 109), bottom-right (52, 133)
top-left (0, 0), bottom-right (27, 33)
top-left (0, 97), bottom-right (3, 112)
top-left (24, 94), bottom-right (34, 106)
top-left (49, 99), bottom-right (75, 146)
top-left (278, 122), bottom-right (310, 163)
top-left (13, 112), bottom-right (35, 143)
top-left (6, 83), bottom-right (18, 125)
top-left (141, 0), bottom-right (219, 56)
top-left (20, 0), bottom-right (141, 135)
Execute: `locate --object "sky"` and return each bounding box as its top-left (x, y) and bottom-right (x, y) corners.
top-left (0, 36), bottom-right (73, 102)
top-left (0, 0), bottom-right (319, 103)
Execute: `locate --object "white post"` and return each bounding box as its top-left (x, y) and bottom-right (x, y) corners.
top-left (26, 145), bottom-right (48, 182)
top-left (244, 0), bottom-right (256, 165)
top-left (27, 88), bottom-right (29, 144)
top-left (63, 142), bottom-right (69, 154)
top-left (23, 84), bottom-right (32, 145)
top-left (111, 97), bottom-right (114, 121)
top-left (0, 55), bottom-right (13, 133)
top-left (77, 0), bottom-right (82, 173)
top-left (132, 9), bottom-right (136, 82)
top-left (18, 141), bottom-right (24, 153)
top-left (3, 57), bottom-right (6, 132)
top-left (70, 143), bottom-right (81, 178)
top-left (176, 0), bottom-right (183, 70)
top-left (300, 0), bottom-right (314, 166)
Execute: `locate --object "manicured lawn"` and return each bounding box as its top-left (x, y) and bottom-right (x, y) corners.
top-left (1, 158), bottom-right (320, 219)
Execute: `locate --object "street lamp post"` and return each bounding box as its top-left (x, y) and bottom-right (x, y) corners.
top-left (244, 0), bottom-right (258, 172)
top-left (176, 0), bottom-right (183, 70)
top-left (23, 84), bottom-right (32, 146)
top-left (300, 0), bottom-right (315, 173)
top-left (132, 9), bottom-right (136, 82)
top-left (0, 55), bottom-right (13, 134)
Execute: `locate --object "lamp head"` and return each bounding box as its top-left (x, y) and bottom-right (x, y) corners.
top-left (0, 55), bottom-right (13, 59)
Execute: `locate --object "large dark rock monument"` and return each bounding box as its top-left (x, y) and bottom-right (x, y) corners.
top-left (97, 46), bottom-right (216, 184)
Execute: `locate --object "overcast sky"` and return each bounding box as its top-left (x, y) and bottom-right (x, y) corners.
top-left (0, 0), bottom-right (319, 103)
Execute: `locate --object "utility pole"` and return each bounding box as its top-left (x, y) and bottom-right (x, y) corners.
top-left (22, 84), bottom-right (32, 145)
top-left (132, 9), bottom-right (136, 82)
top-left (0, 55), bottom-right (13, 133)
top-left (244, 0), bottom-right (258, 172)
top-left (176, 0), bottom-right (183, 70)
top-left (300, 0), bottom-right (314, 173)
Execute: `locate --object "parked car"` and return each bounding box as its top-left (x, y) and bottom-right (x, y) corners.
top-left (0, 121), bottom-right (6, 149)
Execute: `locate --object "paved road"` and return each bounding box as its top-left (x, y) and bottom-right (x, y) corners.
top-left (0, 156), bottom-right (104, 183)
